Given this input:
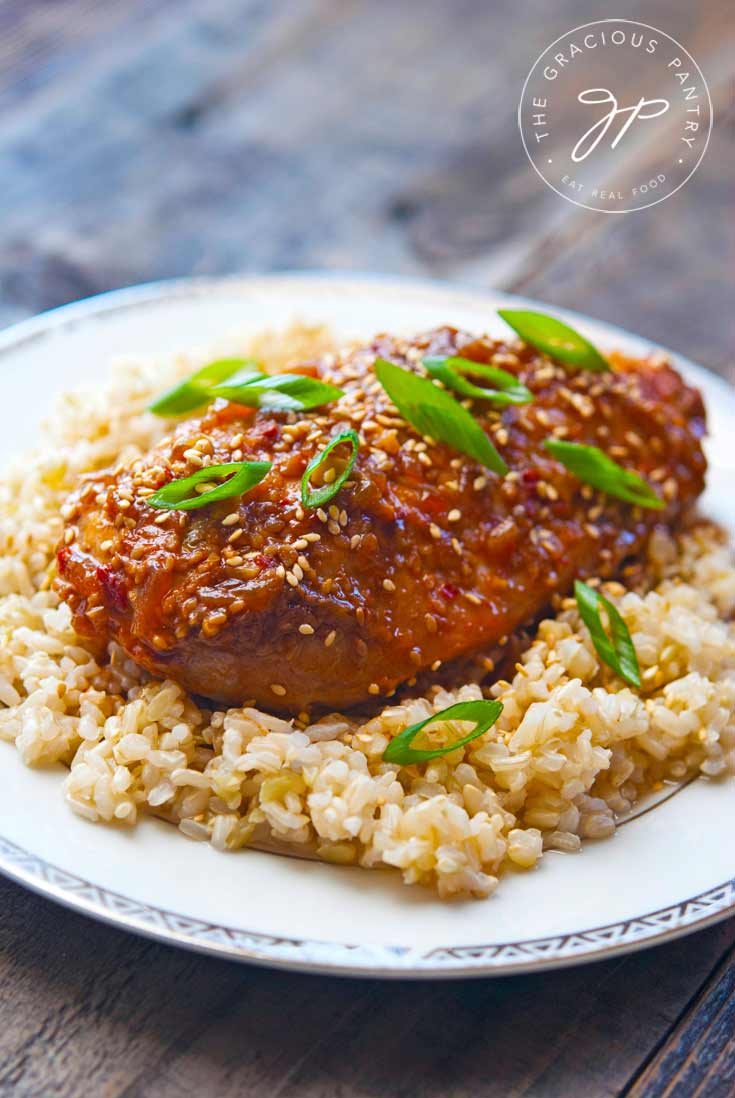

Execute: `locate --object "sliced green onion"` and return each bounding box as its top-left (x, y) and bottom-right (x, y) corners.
top-left (543, 439), bottom-right (664, 509)
top-left (575, 580), bottom-right (641, 688)
top-left (497, 309), bottom-right (610, 372)
top-left (301, 429), bottom-right (359, 509)
top-left (423, 355), bottom-right (533, 406)
top-left (148, 461), bottom-right (271, 511)
top-left (382, 700), bottom-right (504, 765)
top-left (149, 359), bottom-right (258, 416)
top-left (374, 359), bottom-right (508, 476)
top-left (212, 372), bottom-right (344, 413)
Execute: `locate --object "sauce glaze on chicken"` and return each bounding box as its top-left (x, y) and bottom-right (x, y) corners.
top-left (56, 327), bottom-right (706, 712)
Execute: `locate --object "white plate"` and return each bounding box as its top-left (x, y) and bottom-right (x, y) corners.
top-left (1, 273), bottom-right (733, 978)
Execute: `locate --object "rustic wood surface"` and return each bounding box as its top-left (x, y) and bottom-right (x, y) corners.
top-left (0, 2), bottom-right (733, 1096)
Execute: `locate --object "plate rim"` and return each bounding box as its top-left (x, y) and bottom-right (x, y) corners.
top-left (1, 832), bottom-right (734, 979)
top-left (1, 270), bottom-right (733, 979)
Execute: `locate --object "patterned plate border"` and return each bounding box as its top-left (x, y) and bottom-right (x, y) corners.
top-left (1, 273), bottom-right (734, 978)
top-left (1, 834), bottom-right (734, 978)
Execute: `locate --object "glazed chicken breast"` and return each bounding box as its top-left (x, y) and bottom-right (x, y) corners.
top-left (56, 327), bottom-right (706, 712)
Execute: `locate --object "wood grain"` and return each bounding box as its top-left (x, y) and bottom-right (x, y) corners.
top-left (0, 1), bottom-right (733, 1095)
top-left (1, 874), bottom-right (734, 1098)
top-left (625, 936), bottom-right (735, 1098)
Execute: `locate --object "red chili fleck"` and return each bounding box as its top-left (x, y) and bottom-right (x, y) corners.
top-left (260, 423), bottom-right (278, 441)
top-left (439, 582), bottom-right (459, 601)
top-left (288, 362), bottom-right (320, 379)
top-left (208, 399), bottom-right (257, 426)
top-left (420, 493), bottom-right (446, 518)
top-left (522, 469), bottom-right (541, 485)
top-left (96, 565), bottom-right (128, 611)
top-left (254, 554), bottom-right (270, 569)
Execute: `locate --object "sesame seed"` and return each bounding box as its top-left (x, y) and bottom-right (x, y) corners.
top-left (270, 683), bottom-right (287, 696)
top-left (429, 523), bottom-right (442, 540)
top-left (368, 683), bottom-right (380, 695)
top-left (293, 538), bottom-right (308, 550)
top-left (227, 529), bottom-right (244, 543)
top-left (473, 476), bottom-right (486, 491)
top-left (100, 538), bottom-right (113, 551)
top-left (383, 578), bottom-right (396, 592)
top-left (447, 508), bottom-right (461, 522)
top-left (299, 623), bottom-right (314, 635)
top-left (424, 613), bottom-right (438, 633)
top-left (222, 513), bottom-right (239, 527)
top-left (431, 659), bottom-right (442, 671)
top-left (286, 571), bottom-right (299, 587)
top-left (350, 534), bottom-right (361, 549)
top-left (202, 611), bottom-right (228, 637)
top-left (325, 630), bottom-right (336, 648)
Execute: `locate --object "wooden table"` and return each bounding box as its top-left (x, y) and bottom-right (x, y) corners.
top-left (1, 3), bottom-right (733, 1095)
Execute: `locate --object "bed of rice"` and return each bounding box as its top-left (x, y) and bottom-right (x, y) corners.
top-left (1, 325), bottom-right (734, 899)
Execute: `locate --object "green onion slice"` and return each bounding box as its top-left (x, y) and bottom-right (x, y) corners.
top-left (148, 461), bottom-right (271, 511)
top-left (212, 372), bottom-right (344, 412)
top-left (543, 439), bottom-right (664, 509)
top-left (382, 699), bottom-right (504, 765)
top-left (374, 359), bottom-right (508, 476)
top-left (423, 355), bottom-right (533, 406)
top-left (497, 309), bottom-right (610, 372)
top-left (301, 429), bottom-right (359, 509)
top-left (149, 359), bottom-right (258, 416)
top-left (575, 580), bottom-right (641, 688)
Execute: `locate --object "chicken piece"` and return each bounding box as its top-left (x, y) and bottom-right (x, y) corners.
top-left (56, 327), bottom-right (706, 712)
